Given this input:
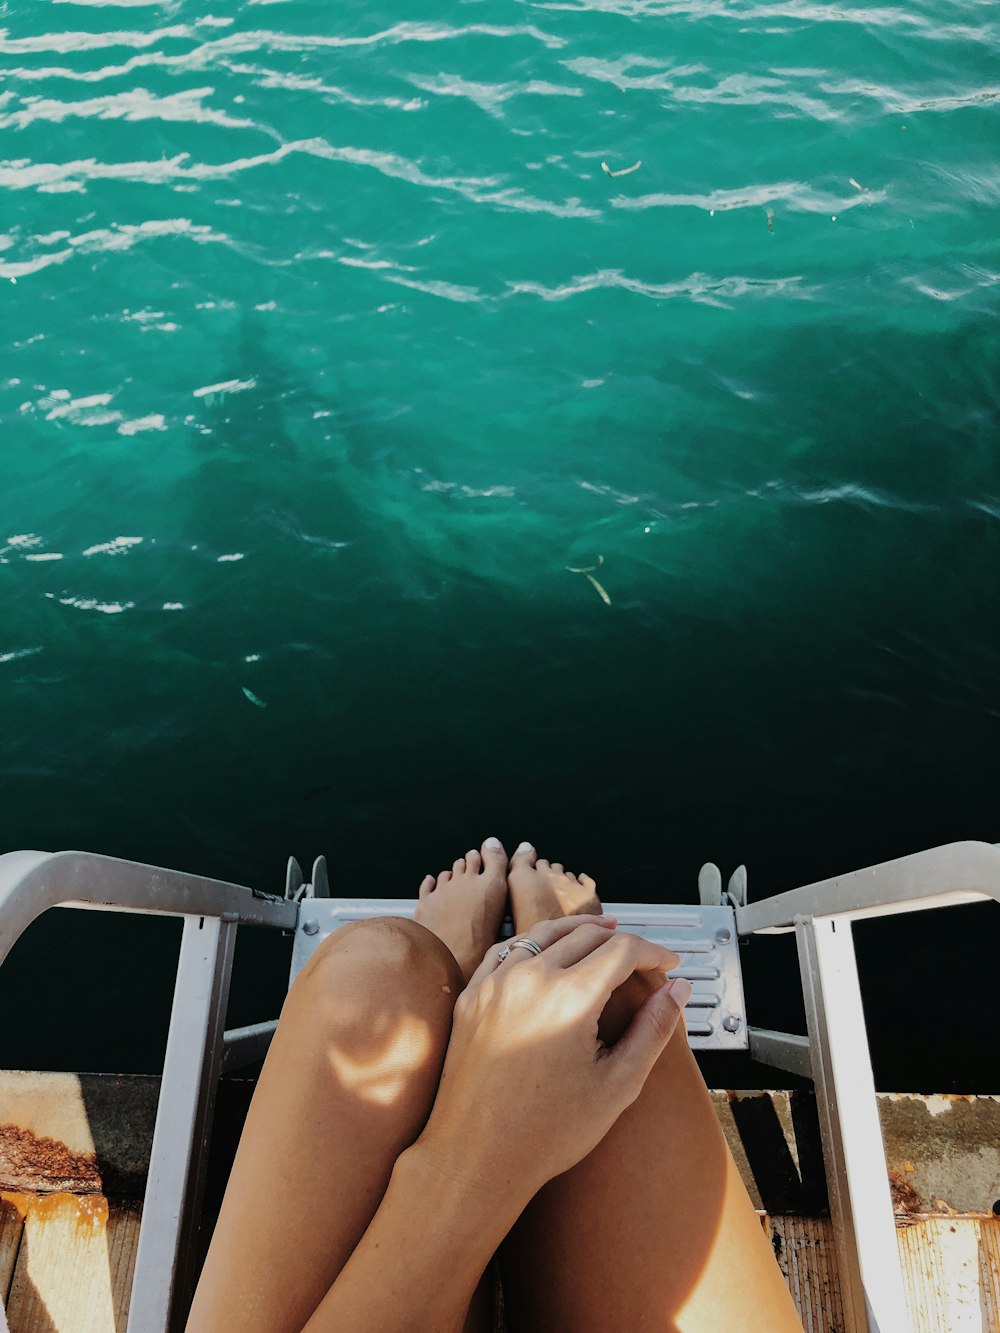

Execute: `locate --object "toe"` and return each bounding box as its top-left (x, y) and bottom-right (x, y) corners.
top-left (452, 858), bottom-right (466, 877)
top-left (580, 873), bottom-right (597, 891)
top-left (565, 871), bottom-right (578, 883)
top-left (510, 841), bottom-right (537, 871)
top-left (481, 836), bottom-right (507, 875)
top-left (438, 870), bottom-right (452, 886)
top-left (536, 858), bottom-right (550, 872)
top-left (551, 862), bottom-right (564, 875)
top-left (466, 848), bottom-right (482, 874)
top-left (418, 874), bottom-right (435, 898)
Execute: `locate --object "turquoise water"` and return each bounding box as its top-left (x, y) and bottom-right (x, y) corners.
top-left (2, 0), bottom-right (998, 1081)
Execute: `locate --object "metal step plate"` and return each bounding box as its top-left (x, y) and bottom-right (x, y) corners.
top-left (291, 899), bottom-right (747, 1052)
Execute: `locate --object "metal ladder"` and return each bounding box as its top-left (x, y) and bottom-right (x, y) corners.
top-left (1, 841), bottom-right (998, 1333)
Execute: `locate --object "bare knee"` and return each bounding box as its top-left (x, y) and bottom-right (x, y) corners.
top-left (290, 916), bottom-right (463, 1038)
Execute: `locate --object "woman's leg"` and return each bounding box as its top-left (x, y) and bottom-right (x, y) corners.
top-left (187, 839), bottom-right (508, 1333)
top-left (500, 846), bottom-right (803, 1333)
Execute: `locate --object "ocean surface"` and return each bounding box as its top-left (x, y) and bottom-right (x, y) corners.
top-left (1, 0), bottom-right (998, 1088)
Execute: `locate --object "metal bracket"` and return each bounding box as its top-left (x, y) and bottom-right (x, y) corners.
top-left (700, 862), bottom-right (748, 911)
top-left (284, 857), bottom-right (304, 902)
top-left (726, 864), bottom-right (748, 909)
top-left (698, 863), bottom-right (722, 907)
top-left (285, 855), bottom-right (331, 902)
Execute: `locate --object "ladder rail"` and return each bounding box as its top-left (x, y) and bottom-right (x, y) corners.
top-left (739, 839), bottom-right (1000, 1333)
top-left (0, 850), bottom-right (298, 1333)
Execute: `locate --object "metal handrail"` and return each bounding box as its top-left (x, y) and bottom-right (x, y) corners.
top-left (735, 839), bottom-right (1000, 935)
top-left (0, 850), bottom-right (297, 968)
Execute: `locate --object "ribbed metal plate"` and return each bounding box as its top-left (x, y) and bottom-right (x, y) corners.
top-left (290, 899), bottom-right (747, 1052)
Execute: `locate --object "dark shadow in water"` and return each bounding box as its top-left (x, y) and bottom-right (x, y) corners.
top-left (2, 313), bottom-right (999, 1088)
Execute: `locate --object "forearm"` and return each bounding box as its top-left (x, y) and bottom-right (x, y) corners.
top-left (303, 1141), bottom-right (522, 1333)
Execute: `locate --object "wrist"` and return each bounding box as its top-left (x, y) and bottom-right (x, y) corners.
top-left (405, 1128), bottom-right (534, 1236)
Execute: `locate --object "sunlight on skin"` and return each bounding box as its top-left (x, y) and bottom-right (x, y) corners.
top-left (671, 1150), bottom-right (776, 1333)
top-left (325, 1013), bottom-right (435, 1107)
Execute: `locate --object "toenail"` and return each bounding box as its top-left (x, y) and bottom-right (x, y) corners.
top-left (483, 836), bottom-right (503, 851)
top-left (515, 841), bottom-right (534, 854)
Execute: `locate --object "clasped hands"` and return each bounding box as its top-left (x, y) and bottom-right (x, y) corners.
top-left (418, 915), bottom-right (692, 1202)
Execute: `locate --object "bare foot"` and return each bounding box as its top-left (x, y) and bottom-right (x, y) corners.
top-left (507, 841), bottom-right (601, 937)
top-left (413, 837), bottom-right (509, 984)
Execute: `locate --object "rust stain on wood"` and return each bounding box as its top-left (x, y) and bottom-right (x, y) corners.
top-left (890, 1167), bottom-right (923, 1221)
top-left (0, 1123), bottom-right (101, 1193)
top-left (5, 1193), bottom-right (141, 1333)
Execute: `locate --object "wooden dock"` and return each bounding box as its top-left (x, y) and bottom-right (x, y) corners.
top-left (2, 1074), bottom-right (999, 1331)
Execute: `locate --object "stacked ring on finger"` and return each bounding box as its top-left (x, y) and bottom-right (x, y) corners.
top-left (497, 937), bottom-right (543, 963)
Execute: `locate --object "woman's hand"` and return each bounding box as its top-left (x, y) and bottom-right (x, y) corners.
top-left (417, 914), bottom-right (691, 1205)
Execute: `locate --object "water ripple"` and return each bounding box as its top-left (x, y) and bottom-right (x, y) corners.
top-left (536, 1), bottom-right (996, 44)
top-left (0, 218), bottom-right (229, 279)
top-left (386, 275), bottom-right (484, 304)
top-left (408, 73), bottom-right (583, 117)
top-left (506, 269), bottom-right (816, 306)
top-left (0, 87), bottom-right (271, 134)
top-left (613, 182), bottom-right (880, 214)
top-left (0, 20), bottom-right (563, 58)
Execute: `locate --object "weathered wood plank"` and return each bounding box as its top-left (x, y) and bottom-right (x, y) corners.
top-left (0, 1195), bottom-right (25, 1305)
top-left (107, 1205), bottom-right (141, 1333)
top-left (1, 1192), bottom-right (997, 1332)
top-left (763, 1216), bottom-right (1000, 1333)
top-left (980, 1217), bottom-right (1000, 1332)
top-left (764, 1215), bottom-right (845, 1332)
top-left (5, 1194), bottom-right (143, 1333)
top-left (898, 1217), bottom-right (1000, 1333)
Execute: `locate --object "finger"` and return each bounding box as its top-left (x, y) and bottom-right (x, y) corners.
top-left (573, 932), bottom-right (681, 997)
top-left (526, 913), bottom-right (617, 952)
top-left (609, 977), bottom-right (692, 1085)
top-left (500, 913), bottom-right (617, 968)
top-left (544, 922), bottom-right (635, 969)
top-left (466, 940), bottom-right (508, 990)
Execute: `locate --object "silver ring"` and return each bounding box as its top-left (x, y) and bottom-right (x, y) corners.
top-left (498, 937), bottom-right (543, 962)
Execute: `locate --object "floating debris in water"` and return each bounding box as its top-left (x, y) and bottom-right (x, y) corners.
top-left (601, 161), bottom-right (641, 179)
top-left (849, 178), bottom-right (863, 191)
top-left (566, 554), bottom-right (612, 605)
top-left (585, 574), bottom-right (612, 605)
top-left (767, 208), bottom-right (775, 234)
top-left (193, 378), bottom-right (257, 400)
top-left (242, 686), bottom-right (267, 709)
top-left (566, 554), bottom-right (604, 574)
